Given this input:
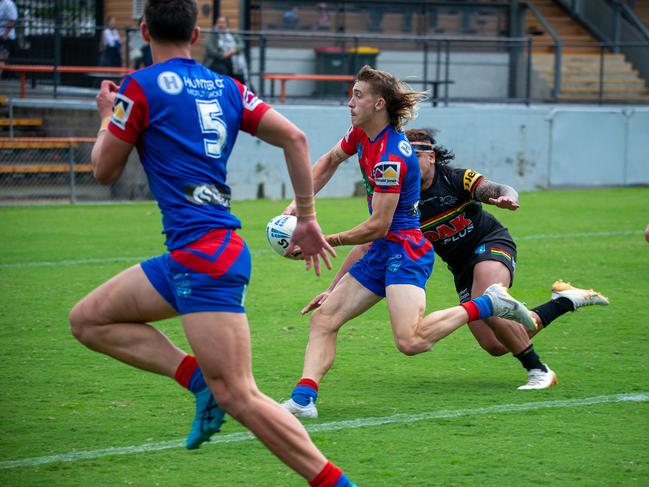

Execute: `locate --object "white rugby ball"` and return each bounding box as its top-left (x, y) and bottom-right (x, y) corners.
top-left (266, 214), bottom-right (297, 256)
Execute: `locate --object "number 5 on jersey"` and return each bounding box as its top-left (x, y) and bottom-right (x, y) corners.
top-left (196, 99), bottom-right (228, 158)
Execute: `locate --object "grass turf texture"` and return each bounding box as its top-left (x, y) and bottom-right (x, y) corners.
top-left (0, 187), bottom-right (647, 486)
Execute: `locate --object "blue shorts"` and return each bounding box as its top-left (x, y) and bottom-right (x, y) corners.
top-left (141, 229), bottom-right (251, 315)
top-left (349, 230), bottom-right (435, 298)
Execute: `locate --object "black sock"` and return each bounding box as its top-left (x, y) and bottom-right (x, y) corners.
top-left (531, 297), bottom-right (574, 329)
top-left (514, 344), bottom-right (547, 372)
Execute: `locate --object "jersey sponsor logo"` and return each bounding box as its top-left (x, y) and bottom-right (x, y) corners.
top-left (373, 161), bottom-right (401, 186)
top-left (410, 200), bottom-right (420, 217)
top-left (183, 76), bottom-right (223, 91)
top-left (157, 71), bottom-right (184, 95)
top-left (398, 140), bottom-right (413, 157)
top-left (423, 213), bottom-right (473, 244)
top-left (183, 184), bottom-right (231, 208)
top-left (463, 169), bottom-right (481, 192)
top-left (111, 93), bottom-right (134, 130)
top-left (242, 87), bottom-right (262, 111)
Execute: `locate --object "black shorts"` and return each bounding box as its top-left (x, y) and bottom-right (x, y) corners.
top-left (453, 237), bottom-right (517, 303)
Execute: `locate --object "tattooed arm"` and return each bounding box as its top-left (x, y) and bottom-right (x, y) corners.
top-left (474, 179), bottom-right (520, 211)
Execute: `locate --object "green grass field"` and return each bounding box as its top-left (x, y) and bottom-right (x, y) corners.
top-left (1, 187), bottom-right (648, 486)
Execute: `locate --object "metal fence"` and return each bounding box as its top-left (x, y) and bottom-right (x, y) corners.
top-left (4, 27), bottom-right (648, 106)
top-left (0, 137), bottom-right (151, 203)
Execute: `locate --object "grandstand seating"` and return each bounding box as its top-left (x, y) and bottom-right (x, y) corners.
top-left (526, 0), bottom-right (649, 101)
top-left (0, 137), bottom-right (95, 176)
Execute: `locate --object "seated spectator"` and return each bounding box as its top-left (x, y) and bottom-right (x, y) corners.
top-left (315, 3), bottom-right (331, 31)
top-left (0, 0), bottom-right (18, 68)
top-left (128, 17), bottom-right (152, 69)
top-left (282, 6), bottom-right (299, 29)
top-left (100, 16), bottom-right (122, 67)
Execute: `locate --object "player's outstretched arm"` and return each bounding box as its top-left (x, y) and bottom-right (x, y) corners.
top-left (325, 191), bottom-right (399, 248)
top-left (474, 179), bottom-right (520, 211)
top-left (255, 109), bottom-right (336, 275)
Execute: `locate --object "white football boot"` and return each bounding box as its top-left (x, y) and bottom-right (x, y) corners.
top-left (281, 398), bottom-right (319, 418)
top-left (551, 279), bottom-right (609, 309)
top-left (517, 364), bottom-right (558, 390)
top-left (484, 283), bottom-right (538, 331)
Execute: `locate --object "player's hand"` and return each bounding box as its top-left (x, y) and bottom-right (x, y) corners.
top-left (96, 80), bottom-right (119, 118)
top-left (301, 290), bottom-right (332, 315)
top-left (283, 245), bottom-right (303, 260)
top-left (489, 196), bottom-right (519, 211)
top-left (286, 215), bottom-right (336, 276)
top-left (282, 200), bottom-right (297, 216)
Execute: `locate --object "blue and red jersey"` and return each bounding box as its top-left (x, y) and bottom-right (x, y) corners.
top-left (108, 57), bottom-right (271, 250)
top-left (339, 125), bottom-right (421, 232)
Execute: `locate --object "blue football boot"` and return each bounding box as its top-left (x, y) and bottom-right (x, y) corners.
top-left (185, 387), bottom-right (226, 449)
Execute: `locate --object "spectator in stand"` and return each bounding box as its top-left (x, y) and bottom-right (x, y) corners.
top-left (315, 3), bottom-right (331, 31)
top-left (282, 6), bottom-right (299, 29)
top-left (100, 16), bottom-right (122, 67)
top-left (0, 0), bottom-right (18, 67)
top-left (128, 17), bottom-right (152, 69)
top-left (203, 16), bottom-right (246, 84)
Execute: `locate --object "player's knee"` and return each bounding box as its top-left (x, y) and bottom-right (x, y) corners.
top-left (68, 302), bottom-right (90, 344)
top-left (311, 307), bottom-right (343, 334)
top-left (394, 336), bottom-right (429, 356)
top-left (68, 300), bottom-right (104, 347)
top-left (206, 377), bottom-right (256, 417)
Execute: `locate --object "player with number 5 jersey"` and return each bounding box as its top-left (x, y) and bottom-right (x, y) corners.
top-left (111, 60), bottom-right (263, 248)
top-left (69, 1), bottom-right (354, 486)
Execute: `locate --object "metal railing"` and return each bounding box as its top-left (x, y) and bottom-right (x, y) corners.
top-left (3, 26), bottom-right (649, 106)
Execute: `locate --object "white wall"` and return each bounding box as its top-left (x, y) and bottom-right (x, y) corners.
top-left (228, 104), bottom-right (649, 199)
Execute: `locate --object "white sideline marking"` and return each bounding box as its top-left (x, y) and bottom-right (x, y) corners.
top-left (1, 392), bottom-right (646, 470)
top-left (0, 230), bottom-right (641, 269)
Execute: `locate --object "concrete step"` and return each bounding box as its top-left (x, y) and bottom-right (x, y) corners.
top-left (533, 45), bottom-right (604, 54)
top-left (535, 68), bottom-right (640, 78)
top-left (553, 79), bottom-right (648, 89)
top-left (559, 85), bottom-right (649, 94)
top-left (559, 93), bottom-right (649, 101)
top-left (532, 34), bottom-right (599, 44)
top-left (532, 53), bottom-right (627, 63)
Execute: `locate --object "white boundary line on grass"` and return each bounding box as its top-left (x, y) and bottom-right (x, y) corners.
top-left (0, 230), bottom-right (641, 269)
top-left (1, 392), bottom-right (646, 470)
